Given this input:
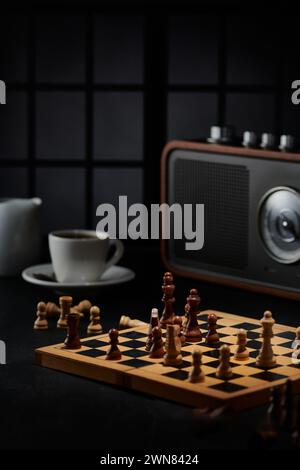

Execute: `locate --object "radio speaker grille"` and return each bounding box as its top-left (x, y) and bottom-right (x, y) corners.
top-left (172, 158), bottom-right (249, 270)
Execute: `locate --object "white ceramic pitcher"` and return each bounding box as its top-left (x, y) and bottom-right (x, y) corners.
top-left (0, 197), bottom-right (42, 276)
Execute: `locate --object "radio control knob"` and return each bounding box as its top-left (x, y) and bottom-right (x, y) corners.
top-left (279, 135), bottom-right (295, 152)
top-left (221, 126), bottom-right (235, 143)
top-left (242, 131), bottom-right (257, 148)
top-left (260, 133), bottom-right (276, 150)
top-left (208, 125), bottom-right (222, 143)
top-left (208, 125), bottom-right (235, 144)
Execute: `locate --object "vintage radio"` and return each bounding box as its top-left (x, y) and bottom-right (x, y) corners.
top-left (161, 135), bottom-right (300, 300)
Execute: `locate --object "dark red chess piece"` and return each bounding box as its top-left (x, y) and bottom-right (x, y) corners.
top-left (149, 326), bottom-right (165, 358)
top-left (205, 313), bottom-right (220, 343)
top-left (160, 272), bottom-right (175, 328)
top-left (173, 315), bottom-right (186, 344)
top-left (106, 329), bottom-right (122, 360)
top-left (183, 289), bottom-right (202, 342)
top-left (63, 312), bottom-right (81, 350)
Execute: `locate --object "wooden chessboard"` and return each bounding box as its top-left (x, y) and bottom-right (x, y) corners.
top-left (35, 309), bottom-right (300, 411)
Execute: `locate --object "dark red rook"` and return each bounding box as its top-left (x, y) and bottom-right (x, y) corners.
top-left (63, 312), bottom-right (81, 350)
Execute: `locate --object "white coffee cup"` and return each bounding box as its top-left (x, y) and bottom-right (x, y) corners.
top-left (49, 229), bottom-right (124, 283)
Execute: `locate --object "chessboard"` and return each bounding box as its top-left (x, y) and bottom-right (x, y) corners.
top-left (35, 309), bottom-right (300, 411)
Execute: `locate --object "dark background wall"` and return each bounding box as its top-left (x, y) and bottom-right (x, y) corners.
top-left (0, 6), bottom-right (299, 235)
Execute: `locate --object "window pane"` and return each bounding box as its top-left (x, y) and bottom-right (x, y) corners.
top-left (282, 16), bottom-right (300, 87)
top-left (0, 168), bottom-right (28, 197)
top-left (0, 14), bottom-right (28, 83)
top-left (0, 91), bottom-right (28, 160)
top-left (227, 16), bottom-right (279, 85)
top-left (94, 15), bottom-right (143, 84)
top-left (169, 16), bottom-right (219, 85)
top-left (93, 92), bottom-right (143, 160)
top-left (168, 93), bottom-right (218, 140)
top-left (225, 93), bottom-right (276, 136)
top-left (36, 14), bottom-right (86, 83)
top-left (36, 92), bottom-right (85, 160)
top-left (36, 168), bottom-right (86, 233)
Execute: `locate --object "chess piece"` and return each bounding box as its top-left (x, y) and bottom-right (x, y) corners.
top-left (163, 324), bottom-right (182, 366)
top-left (57, 296), bottom-right (72, 329)
top-left (87, 306), bottom-right (103, 334)
top-left (188, 349), bottom-right (205, 383)
top-left (160, 272), bottom-right (175, 328)
top-left (216, 344), bottom-right (232, 380)
top-left (145, 308), bottom-right (160, 351)
top-left (183, 289), bottom-right (202, 342)
top-left (45, 301), bottom-right (61, 318)
top-left (205, 313), bottom-right (219, 343)
top-left (63, 312), bottom-right (81, 350)
top-left (149, 326), bottom-right (165, 358)
top-left (173, 316), bottom-right (186, 344)
top-left (73, 299), bottom-right (92, 318)
top-left (292, 327), bottom-right (300, 365)
top-left (45, 299), bottom-right (91, 319)
top-left (70, 307), bottom-right (84, 318)
top-left (256, 310), bottom-right (276, 369)
top-left (234, 329), bottom-right (249, 360)
top-left (34, 302), bottom-right (48, 330)
top-left (119, 315), bottom-right (147, 330)
top-left (106, 329), bottom-right (122, 360)
top-left (182, 302), bottom-right (189, 329)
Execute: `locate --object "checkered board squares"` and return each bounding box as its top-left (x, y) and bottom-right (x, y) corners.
top-left (35, 309), bottom-right (300, 411)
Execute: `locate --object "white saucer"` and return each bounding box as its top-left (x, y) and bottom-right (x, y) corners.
top-left (22, 263), bottom-right (135, 291)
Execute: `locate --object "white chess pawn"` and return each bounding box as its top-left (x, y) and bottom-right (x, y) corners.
top-left (216, 344), bottom-right (232, 380)
top-left (119, 315), bottom-right (147, 330)
top-left (292, 327), bottom-right (300, 365)
top-left (34, 301), bottom-right (48, 330)
top-left (234, 329), bottom-right (249, 360)
top-left (87, 306), bottom-right (103, 334)
top-left (188, 349), bottom-right (205, 383)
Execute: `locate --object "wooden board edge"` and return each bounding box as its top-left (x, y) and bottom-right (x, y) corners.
top-left (34, 349), bottom-right (125, 386)
top-left (127, 368), bottom-right (300, 411)
top-left (127, 371), bottom-right (223, 410)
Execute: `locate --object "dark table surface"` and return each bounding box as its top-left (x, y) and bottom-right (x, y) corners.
top-left (1, 242), bottom-right (300, 451)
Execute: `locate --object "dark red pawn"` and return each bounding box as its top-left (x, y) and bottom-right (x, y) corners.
top-left (106, 328), bottom-right (122, 360)
top-left (205, 313), bottom-right (220, 343)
